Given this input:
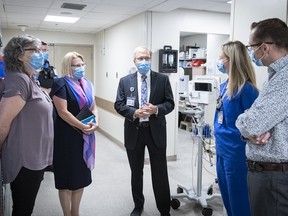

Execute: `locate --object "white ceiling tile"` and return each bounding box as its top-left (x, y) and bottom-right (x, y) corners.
top-left (3, 0), bottom-right (53, 7)
top-left (4, 5), bottom-right (48, 14)
top-left (81, 13), bottom-right (121, 21)
top-left (99, 0), bottom-right (156, 7)
top-left (5, 13), bottom-right (44, 20)
top-left (91, 4), bottom-right (138, 14)
top-left (0, 0), bottom-right (231, 34)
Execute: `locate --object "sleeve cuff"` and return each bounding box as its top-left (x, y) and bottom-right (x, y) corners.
top-left (240, 135), bottom-right (249, 142)
top-left (133, 112), bottom-right (137, 121)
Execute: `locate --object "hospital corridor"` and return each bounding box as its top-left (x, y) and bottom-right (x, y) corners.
top-left (0, 0), bottom-right (286, 215)
top-left (7, 129), bottom-right (224, 216)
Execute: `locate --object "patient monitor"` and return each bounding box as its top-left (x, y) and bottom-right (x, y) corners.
top-left (171, 75), bottom-right (222, 213)
top-left (188, 75), bottom-right (220, 105)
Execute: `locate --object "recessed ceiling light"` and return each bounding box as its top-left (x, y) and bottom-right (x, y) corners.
top-left (226, 1), bottom-right (232, 3)
top-left (44, 15), bottom-right (79, 23)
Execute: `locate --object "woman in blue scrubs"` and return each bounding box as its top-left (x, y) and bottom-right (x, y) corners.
top-left (214, 41), bottom-right (259, 216)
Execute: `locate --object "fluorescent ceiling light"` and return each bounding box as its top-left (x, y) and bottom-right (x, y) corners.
top-left (44, 15), bottom-right (79, 23)
top-left (226, 1), bottom-right (232, 3)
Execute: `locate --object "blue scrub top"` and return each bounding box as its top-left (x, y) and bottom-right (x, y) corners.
top-left (214, 80), bottom-right (259, 160)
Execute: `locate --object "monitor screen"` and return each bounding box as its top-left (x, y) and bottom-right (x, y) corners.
top-left (194, 82), bottom-right (212, 92)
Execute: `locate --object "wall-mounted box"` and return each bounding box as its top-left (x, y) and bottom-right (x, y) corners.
top-left (158, 45), bottom-right (178, 73)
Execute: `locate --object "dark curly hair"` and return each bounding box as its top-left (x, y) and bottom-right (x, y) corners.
top-left (3, 34), bottom-right (41, 73)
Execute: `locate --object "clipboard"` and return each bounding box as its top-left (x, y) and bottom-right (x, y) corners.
top-left (73, 106), bottom-right (96, 134)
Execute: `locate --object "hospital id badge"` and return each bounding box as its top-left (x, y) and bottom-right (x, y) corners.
top-left (218, 111), bottom-right (223, 124)
top-left (126, 96), bottom-right (135, 107)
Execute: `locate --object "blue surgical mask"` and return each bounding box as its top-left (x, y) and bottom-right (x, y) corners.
top-left (137, 60), bottom-right (151, 75)
top-left (42, 52), bottom-right (49, 62)
top-left (216, 60), bottom-right (228, 74)
top-left (249, 50), bottom-right (264, 67)
top-left (73, 66), bottom-right (85, 79)
top-left (29, 53), bottom-right (44, 70)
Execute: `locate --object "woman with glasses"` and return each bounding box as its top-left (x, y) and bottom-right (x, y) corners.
top-left (0, 35), bottom-right (54, 215)
top-left (50, 51), bottom-right (98, 216)
top-left (214, 41), bottom-right (259, 216)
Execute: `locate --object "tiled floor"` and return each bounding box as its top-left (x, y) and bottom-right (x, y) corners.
top-left (6, 128), bottom-right (225, 216)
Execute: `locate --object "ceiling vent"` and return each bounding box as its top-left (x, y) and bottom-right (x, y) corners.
top-left (61, 3), bottom-right (87, 10)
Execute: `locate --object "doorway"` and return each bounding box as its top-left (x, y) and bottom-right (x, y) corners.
top-left (48, 44), bottom-right (94, 83)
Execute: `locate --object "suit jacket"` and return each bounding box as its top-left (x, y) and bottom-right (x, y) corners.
top-left (114, 71), bottom-right (175, 150)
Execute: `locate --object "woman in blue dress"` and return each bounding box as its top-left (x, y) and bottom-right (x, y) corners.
top-left (50, 52), bottom-right (98, 216)
top-left (214, 41), bottom-right (259, 216)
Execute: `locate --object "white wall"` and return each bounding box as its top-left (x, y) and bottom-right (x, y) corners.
top-left (206, 34), bottom-right (230, 75)
top-left (94, 13), bottom-right (150, 147)
top-left (150, 9), bottom-right (230, 156)
top-left (180, 34), bottom-right (208, 50)
top-left (231, 0), bottom-right (288, 90)
top-left (2, 9), bottom-right (231, 158)
top-left (204, 34), bottom-right (229, 125)
top-left (95, 13), bottom-right (149, 102)
top-left (95, 9), bottom-right (230, 157)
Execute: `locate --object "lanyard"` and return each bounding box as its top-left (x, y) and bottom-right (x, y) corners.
top-left (216, 81), bottom-right (228, 111)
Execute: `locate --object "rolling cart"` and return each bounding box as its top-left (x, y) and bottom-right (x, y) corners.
top-left (171, 105), bottom-right (221, 216)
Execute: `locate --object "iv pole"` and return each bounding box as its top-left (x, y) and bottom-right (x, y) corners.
top-left (171, 104), bottom-right (221, 216)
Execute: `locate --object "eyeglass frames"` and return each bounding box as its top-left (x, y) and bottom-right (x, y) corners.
top-left (24, 48), bottom-right (42, 54)
top-left (245, 42), bottom-right (274, 51)
top-left (71, 63), bottom-right (86, 67)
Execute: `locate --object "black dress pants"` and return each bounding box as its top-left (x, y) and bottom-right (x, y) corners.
top-left (10, 167), bottom-right (44, 216)
top-left (126, 127), bottom-right (171, 215)
top-left (248, 170), bottom-right (288, 216)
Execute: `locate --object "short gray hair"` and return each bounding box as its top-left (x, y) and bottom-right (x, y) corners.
top-left (133, 46), bottom-right (152, 60)
top-left (3, 34), bottom-right (41, 73)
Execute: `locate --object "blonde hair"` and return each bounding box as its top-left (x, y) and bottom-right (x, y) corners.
top-left (222, 41), bottom-right (257, 98)
top-left (61, 51), bottom-right (85, 77)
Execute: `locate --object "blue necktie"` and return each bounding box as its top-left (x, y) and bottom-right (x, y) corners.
top-left (141, 75), bottom-right (147, 107)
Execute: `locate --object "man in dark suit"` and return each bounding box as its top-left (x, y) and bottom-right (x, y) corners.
top-left (114, 46), bottom-right (174, 216)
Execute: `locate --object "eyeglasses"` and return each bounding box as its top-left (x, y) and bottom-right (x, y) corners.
top-left (71, 63), bottom-right (86, 67)
top-left (245, 42), bottom-right (274, 51)
top-left (136, 57), bottom-right (151, 61)
top-left (24, 48), bottom-right (42, 54)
